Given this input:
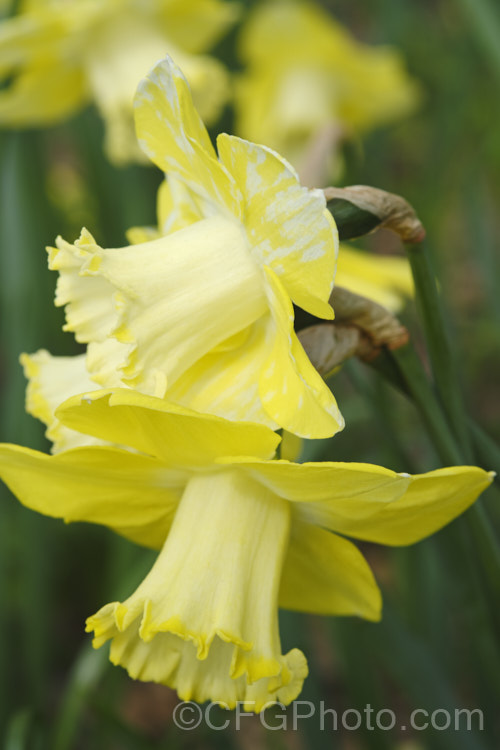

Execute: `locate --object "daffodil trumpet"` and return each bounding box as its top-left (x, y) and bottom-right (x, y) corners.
top-left (0, 389), bottom-right (492, 710)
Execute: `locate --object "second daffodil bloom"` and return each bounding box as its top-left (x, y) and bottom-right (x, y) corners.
top-left (0, 0), bottom-right (238, 163)
top-left (236, 0), bottom-right (421, 172)
top-left (46, 56), bottom-right (343, 441)
top-left (0, 389), bottom-right (492, 709)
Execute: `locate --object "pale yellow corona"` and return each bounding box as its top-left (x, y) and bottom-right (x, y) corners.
top-left (0, 389), bottom-right (492, 709)
top-left (0, 0), bottom-right (238, 162)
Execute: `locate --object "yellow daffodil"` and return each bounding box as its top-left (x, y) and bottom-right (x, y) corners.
top-left (0, 0), bottom-right (238, 163)
top-left (0, 389), bottom-right (492, 709)
top-left (46, 56), bottom-right (343, 441)
top-left (236, 0), bottom-right (421, 172)
top-left (22, 216), bottom-right (411, 455)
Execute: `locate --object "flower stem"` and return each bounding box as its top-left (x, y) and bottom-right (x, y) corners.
top-left (389, 345), bottom-right (463, 465)
top-left (404, 242), bottom-right (474, 461)
top-left (385, 240), bottom-right (500, 620)
top-left (469, 421), bottom-right (500, 479)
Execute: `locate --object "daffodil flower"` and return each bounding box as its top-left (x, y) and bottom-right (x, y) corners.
top-left (23, 206), bottom-right (411, 455)
top-left (235, 0), bottom-right (421, 171)
top-left (47, 56), bottom-right (343, 441)
top-left (21, 242), bottom-right (411, 455)
top-left (0, 0), bottom-right (238, 163)
top-left (0, 389), bottom-right (492, 709)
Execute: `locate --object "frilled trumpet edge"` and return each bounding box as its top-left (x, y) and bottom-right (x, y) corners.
top-left (86, 469), bottom-right (307, 711)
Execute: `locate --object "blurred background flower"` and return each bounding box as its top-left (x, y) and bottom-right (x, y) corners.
top-left (235, 0), bottom-right (421, 182)
top-left (0, 0), bottom-right (238, 163)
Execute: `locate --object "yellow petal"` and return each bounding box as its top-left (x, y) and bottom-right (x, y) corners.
top-left (20, 349), bottom-right (102, 453)
top-left (222, 456), bottom-right (404, 512)
top-left (336, 245), bottom-right (413, 312)
top-left (85, 337), bottom-right (131, 389)
top-left (168, 48), bottom-right (231, 126)
top-left (87, 468), bottom-right (307, 711)
top-left (56, 389), bottom-right (280, 465)
top-left (331, 466), bottom-right (495, 546)
top-left (134, 56), bottom-right (237, 212)
top-left (217, 134), bottom-right (337, 319)
top-left (156, 176), bottom-right (205, 235)
top-left (171, 269), bottom-right (342, 437)
top-left (224, 458), bottom-right (493, 546)
top-left (86, 12), bottom-right (172, 163)
top-left (86, 13), bottom-right (231, 165)
top-left (259, 268), bottom-right (343, 438)
top-left (238, 0), bottom-right (344, 68)
top-left (0, 62), bottom-right (87, 125)
top-left (0, 10), bottom-right (74, 76)
top-left (125, 225), bottom-right (159, 245)
top-left (279, 519), bottom-right (381, 621)
top-left (159, 0), bottom-right (240, 55)
top-left (0, 444), bottom-right (184, 549)
top-left (168, 317), bottom-right (278, 428)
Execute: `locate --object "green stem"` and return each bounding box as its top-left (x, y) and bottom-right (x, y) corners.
top-left (389, 345), bottom-right (463, 465)
top-left (4, 709), bottom-right (33, 750)
top-left (51, 646), bottom-right (109, 750)
top-left (402, 240), bottom-right (500, 609)
top-left (469, 421), bottom-right (500, 478)
top-left (405, 242), bottom-right (474, 461)
top-left (466, 503), bottom-right (500, 605)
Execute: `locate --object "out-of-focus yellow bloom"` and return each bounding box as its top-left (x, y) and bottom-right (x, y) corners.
top-left (46, 56), bottom-right (343, 441)
top-left (0, 389), bottom-right (492, 708)
top-left (0, 0), bottom-right (238, 163)
top-left (336, 245), bottom-right (414, 312)
top-left (236, 0), bottom-right (421, 172)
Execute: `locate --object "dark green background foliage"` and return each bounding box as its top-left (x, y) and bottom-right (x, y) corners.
top-left (1, 0), bottom-right (499, 747)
